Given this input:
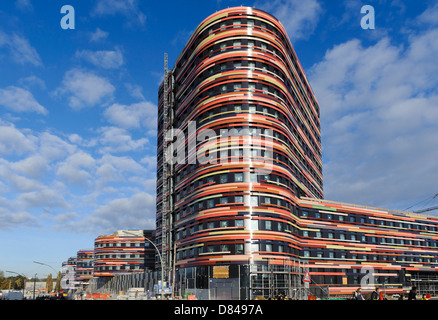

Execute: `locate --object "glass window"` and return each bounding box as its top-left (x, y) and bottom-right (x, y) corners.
top-left (220, 174), bottom-right (228, 183)
top-left (232, 148), bottom-right (243, 157)
top-left (235, 195), bottom-right (243, 203)
top-left (220, 220), bottom-right (228, 228)
top-left (266, 220), bottom-right (271, 230)
top-left (235, 220), bottom-right (244, 227)
top-left (251, 196), bottom-right (258, 206)
top-left (235, 172), bottom-right (243, 182)
top-left (220, 197), bottom-right (228, 204)
top-left (233, 83), bottom-right (242, 90)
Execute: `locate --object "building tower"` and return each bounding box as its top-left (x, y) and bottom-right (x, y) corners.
top-left (156, 6), bottom-right (322, 299)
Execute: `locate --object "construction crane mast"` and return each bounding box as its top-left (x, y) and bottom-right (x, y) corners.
top-left (412, 193), bottom-right (438, 214)
top-left (161, 52), bottom-right (173, 284)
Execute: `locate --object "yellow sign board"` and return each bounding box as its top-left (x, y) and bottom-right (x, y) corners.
top-left (213, 266), bottom-right (229, 279)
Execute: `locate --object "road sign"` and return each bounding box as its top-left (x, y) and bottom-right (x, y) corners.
top-left (303, 271), bottom-right (311, 283)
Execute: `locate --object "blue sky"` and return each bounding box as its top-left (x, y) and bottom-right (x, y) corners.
top-left (1, 0), bottom-right (438, 277)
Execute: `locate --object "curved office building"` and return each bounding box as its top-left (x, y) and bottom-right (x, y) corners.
top-left (157, 6), bottom-right (322, 299)
top-left (93, 230), bottom-right (155, 277)
top-left (157, 6), bottom-right (438, 299)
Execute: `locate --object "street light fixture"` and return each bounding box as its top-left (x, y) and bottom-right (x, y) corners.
top-left (33, 260), bottom-right (58, 274)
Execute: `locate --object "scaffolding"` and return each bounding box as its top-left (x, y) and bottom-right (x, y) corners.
top-left (160, 53), bottom-right (175, 286)
top-left (249, 259), bottom-right (311, 299)
top-left (410, 272), bottom-right (438, 297)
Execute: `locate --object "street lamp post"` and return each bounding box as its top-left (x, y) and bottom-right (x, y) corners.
top-left (123, 231), bottom-right (165, 300)
top-left (144, 237), bottom-right (165, 300)
top-left (33, 261), bottom-right (59, 296)
top-left (5, 270), bottom-right (26, 297)
top-left (33, 274), bottom-right (37, 300)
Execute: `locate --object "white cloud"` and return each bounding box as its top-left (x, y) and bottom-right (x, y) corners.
top-left (56, 69), bottom-right (115, 110)
top-left (75, 47), bottom-right (124, 69)
top-left (0, 160), bottom-right (44, 192)
top-left (97, 126), bottom-right (148, 153)
top-left (0, 124), bottom-right (37, 155)
top-left (66, 192), bottom-right (155, 234)
top-left (0, 120), bottom-right (154, 234)
top-left (256, 0), bottom-right (322, 41)
top-left (56, 151), bottom-right (95, 186)
top-left (90, 28), bottom-right (109, 42)
top-left (15, 0), bottom-right (33, 12)
top-left (0, 31), bottom-right (42, 66)
top-left (17, 187), bottom-right (70, 210)
top-left (92, 0), bottom-right (146, 26)
top-left (417, 3), bottom-right (438, 26)
top-left (103, 101), bottom-right (157, 130)
top-left (309, 23), bottom-right (438, 209)
top-left (125, 83), bottom-right (145, 100)
top-left (38, 131), bottom-right (77, 162)
top-left (0, 86), bottom-right (48, 115)
top-left (10, 155), bottom-right (49, 180)
top-left (0, 211), bottom-right (40, 230)
top-left (18, 75), bottom-right (46, 90)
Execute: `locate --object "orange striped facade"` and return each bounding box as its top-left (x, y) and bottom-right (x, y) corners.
top-left (156, 7), bottom-right (438, 298)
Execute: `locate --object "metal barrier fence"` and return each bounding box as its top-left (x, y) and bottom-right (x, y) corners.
top-left (87, 272), bottom-right (160, 296)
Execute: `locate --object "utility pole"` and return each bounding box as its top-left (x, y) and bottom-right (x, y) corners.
top-left (33, 274), bottom-right (37, 300)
